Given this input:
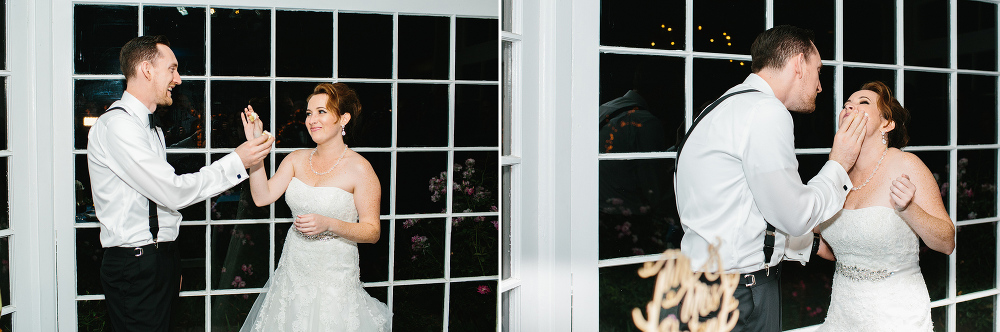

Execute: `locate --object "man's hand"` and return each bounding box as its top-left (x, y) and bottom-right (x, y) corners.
top-left (235, 134), bottom-right (273, 168)
top-left (829, 111), bottom-right (868, 172)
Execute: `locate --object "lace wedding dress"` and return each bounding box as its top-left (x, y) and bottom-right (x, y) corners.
top-left (241, 177), bottom-right (392, 332)
top-left (815, 206), bottom-right (932, 331)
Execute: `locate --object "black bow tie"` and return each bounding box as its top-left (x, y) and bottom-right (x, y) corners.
top-left (148, 114), bottom-right (163, 129)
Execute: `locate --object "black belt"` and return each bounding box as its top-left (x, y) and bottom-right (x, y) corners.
top-left (738, 262), bottom-right (782, 288)
top-left (106, 241), bottom-right (175, 257)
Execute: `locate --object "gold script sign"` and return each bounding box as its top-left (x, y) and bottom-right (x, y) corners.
top-left (631, 244), bottom-right (739, 332)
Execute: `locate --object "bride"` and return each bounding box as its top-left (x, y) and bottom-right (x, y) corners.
top-left (814, 81), bottom-right (954, 331)
top-left (238, 83), bottom-right (392, 331)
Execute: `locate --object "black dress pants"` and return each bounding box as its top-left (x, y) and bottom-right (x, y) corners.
top-left (100, 242), bottom-right (179, 332)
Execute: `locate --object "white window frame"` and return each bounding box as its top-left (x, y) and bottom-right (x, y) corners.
top-left (53, 1), bottom-right (497, 331)
top-left (499, 0), bottom-right (522, 330)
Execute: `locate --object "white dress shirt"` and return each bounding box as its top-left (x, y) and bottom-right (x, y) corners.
top-left (675, 74), bottom-right (853, 274)
top-left (88, 92), bottom-right (248, 248)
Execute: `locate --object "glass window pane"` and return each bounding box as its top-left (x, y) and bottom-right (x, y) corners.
top-left (210, 8), bottom-right (270, 77)
top-left (159, 80), bottom-right (206, 148)
top-left (796, 154), bottom-right (831, 184)
top-left (774, 0), bottom-right (836, 60)
top-left (793, 65), bottom-right (836, 149)
top-left (359, 220), bottom-right (390, 283)
top-left (957, 222), bottom-right (996, 294)
top-left (452, 151), bottom-right (498, 214)
top-left (78, 300), bottom-right (110, 331)
top-left (0, 159), bottom-right (7, 230)
top-left (957, 295), bottom-right (995, 331)
top-left (0, 77), bottom-right (7, 150)
top-left (210, 81), bottom-right (270, 149)
top-left (338, 13), bottom-right (392, 79)
top-left (167, 154), bottom-right (207, 222)
top-left (957, 150), bottom-right (997, 221)
top-left (394, 218), bottom-right (445, 280)
top-left (171, 296), bottom-right (206, 331)
top-left (905, 0), bottom-right (949, 68)
top-left (76, 228), bottom-right (104, 296)
top-left (843, 67), bottom-right (896, 97)
top-left (366, 286), bottom-right (388, 304)
top-left (75, 79), bottom-right (126, 150)
top-left (599, 158), bottom-right (680, 259)
top-left (449, 281), bottom-right (498, 330)
top-left (394, 283), bottom-right (444, 330)
top-left (74, 5), bottom-right (138, 75)
top-left (959, 0), bottom-right (997, 71)
top-left (0, 0), bottom-right (5, 71)
top-left (75, 155), bottom-right (98, 223)
top-left (844, 0), bottom-right (895, 64)
top-left (274, 154), bottom-right (292, 219)
top-left (210, 153), bottom-right (269, 220)
top-left (502, 41), bottom-right (513, 156)
top-left (456, 18), bottom-right (498, 81)
top-left (211, 292), bottom-right (258, 330)
top-left (0, 236), bottom-right (7, 307)
top-left (452, 216), bottom-right (498, 278)
top-left (274, 81), bottom-right (317, 149)
top-left (397, 84), bottom-right (448, 147)
top-left (781, 256), bottom-right (834, 329)
top-left (601, 54), bottom-right (684, 152)
top-left (211, 224), bottom-right (270, 290)
top-left (455, 85), bottom-right (499, 148)
top-left (502, 165), bottom-right (511, 280)
top-left (958, 75), bottom-right (997, 145)
top-left (177, 225), bottom-right (207, 292)
top-left (694, 0), bottom-right (763, 54)
top-left (397, 152), bottom-right (448, 214)
top-left (349, 83), bottom-right (393, 148)
top-left (904, 71), bottom-right (950, 147)
top-left (599, 263), bottom-right (656, 330)
top-left (693, 57), bottom-right (749, 117)
top-left (601, 0), bottom-right (685, 50)
top-left (143, 6), bottom-right (207, 76)
top-left (398, 15), bottom-right (450, 80)
top-left (932, 306), bottom-right (947, 332)
top-left (276, 11), bottom-right (333, 78)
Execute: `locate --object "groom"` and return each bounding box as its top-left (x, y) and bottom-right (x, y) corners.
top-left (87, 35), bottom-right (274, 331)
top-left (675, 25), bottom-right (867, 331)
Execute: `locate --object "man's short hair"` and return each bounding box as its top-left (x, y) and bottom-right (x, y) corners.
top-left (119, 35), bottom-right (171, 79)
top-left (750, 25), bottom-right (815, 73)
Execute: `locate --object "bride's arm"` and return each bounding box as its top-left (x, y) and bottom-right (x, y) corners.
top-left (247, 150), bottom-right (296, 207)
top-left (815, 235), bottom-right (836, 261)
top-left (893, 153), bottom-right (955, 255)
top-left (310, 158), bottom-right (381, 244)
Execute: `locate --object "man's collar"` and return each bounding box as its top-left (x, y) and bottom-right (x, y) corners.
top-left (742, 73), bottom-right (777, 97)
top-left (118, 91), bottom-right (154, 128)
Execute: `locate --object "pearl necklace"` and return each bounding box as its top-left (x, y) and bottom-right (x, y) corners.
top-left (308, 145), bottom-right (349, 176)
top-left (851, 147), bottom-right (888, 191)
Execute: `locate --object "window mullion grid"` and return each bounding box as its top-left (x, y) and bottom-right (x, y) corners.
top-left (333, 10), bottom-right (339, 79)
top-left (202, 6), bottom-right (214, 329)
top-left (948, 1), bottom-right (960, 331)
top-left (683, 0), bottom-right (694, 131)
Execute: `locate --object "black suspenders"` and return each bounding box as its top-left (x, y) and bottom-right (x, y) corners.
top-left (106, 106), bottom-right (160, 243)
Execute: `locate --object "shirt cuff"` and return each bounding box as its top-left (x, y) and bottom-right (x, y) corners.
top-left (821, 160), bottom-right (854, 194)
top-left (784, 233), bottom-right (815, 265)
top-left (218, 152), bottom-right (249, 185)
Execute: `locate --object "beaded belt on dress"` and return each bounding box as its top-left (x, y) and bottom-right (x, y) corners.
top-left (294, 228), bottom-right (340, 241)
top-left (835, 261), bottom-right (895, 281)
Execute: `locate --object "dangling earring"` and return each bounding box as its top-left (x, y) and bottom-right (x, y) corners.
top-left (881, 131), bottom-right (887, 145)
top-left (341, 126), bottom-right (346, 136)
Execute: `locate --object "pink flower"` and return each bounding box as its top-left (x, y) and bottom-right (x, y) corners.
top-left (466, 187), bottom-right (475, 196)
top-left (403, 219), bottom-right (417, 229)
top-left (490, 205), bottom-right (498, 212)
top-left (492, 220), bottom-right (499, 229)
top-left (474, 216), bottom-right (486, 222)
top-left (477, 285), bottom-right (491, 294)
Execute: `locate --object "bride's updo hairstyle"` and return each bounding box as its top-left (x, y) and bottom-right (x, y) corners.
top-left (307, 83), bottom-right (362, 132)
top-left (860, 81), bottom-right (910, 149)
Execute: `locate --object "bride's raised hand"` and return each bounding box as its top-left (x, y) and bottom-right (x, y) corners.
top-left (241, 105), bottom-right (264, 141)
top-left (890, 174), bottom-right (917, 211)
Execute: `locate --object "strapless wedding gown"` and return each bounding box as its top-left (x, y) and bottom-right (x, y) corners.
top-left (241, 177), bottom-right (392, 332)
top-left (815, 206), bottom-right (932, 331)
